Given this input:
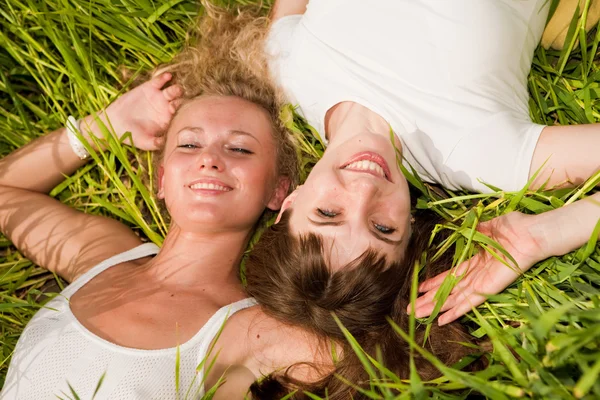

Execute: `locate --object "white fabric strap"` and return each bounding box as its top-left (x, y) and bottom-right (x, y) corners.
top-left (66, 115), bottom-right (90, 159)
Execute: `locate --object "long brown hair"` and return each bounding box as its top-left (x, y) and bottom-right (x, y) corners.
top-left (245, 209), bottom-right (482, 399)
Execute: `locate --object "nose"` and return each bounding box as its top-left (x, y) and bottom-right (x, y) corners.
top-left (347, 176), bottom-right (380, 199)
top-left (197, 148), bottom-right (225, 172)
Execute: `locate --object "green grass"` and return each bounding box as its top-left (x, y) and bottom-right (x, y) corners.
top-left (1, 0), bottom-right (600, 398)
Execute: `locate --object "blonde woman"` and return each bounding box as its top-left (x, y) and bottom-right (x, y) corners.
top-left (0, 10), bottom-right (326, 398)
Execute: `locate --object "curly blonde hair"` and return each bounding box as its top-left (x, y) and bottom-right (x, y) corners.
top-left (153, 2), bottom-right (299, 221)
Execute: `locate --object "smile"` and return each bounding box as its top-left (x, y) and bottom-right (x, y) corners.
top-left (340, 152), bottom-right (392, 182)
top-left (188, 179), bottom-right (233, 193)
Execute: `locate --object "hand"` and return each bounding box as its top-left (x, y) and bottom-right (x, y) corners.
top-left (84, 72), bottom-right (183, 151)
top-left (409, 212), bottom-right (546, 325)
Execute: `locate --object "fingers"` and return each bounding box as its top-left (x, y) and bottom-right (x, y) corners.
top-left (150, 72), bottom-right (173, 89)
top-left (153, 135), bottom-right (165, 150)
top-left (409, 288), bottom-right (437, 313)
top-left (163, 84), bottom-right (183, 102)
top-left (411, 278), bottom-right (474, 318)
top-left (418, 257), bottom-right (475, 293)
top-left (410, 285), bottom-right (486, 325)
top-left (418, 270), bottom-right (450, 293)
top-left (438, 293), bottom-right (486, 326)
top-left (168, 98), bottom-right (184, 114)
top-left (408, 258), bottom-right (481, 317)
top-left (133, 134), bottom-right (165, 152)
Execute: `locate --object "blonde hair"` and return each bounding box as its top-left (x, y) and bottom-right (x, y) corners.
top-left (154, 2), bottom-right (299, 220)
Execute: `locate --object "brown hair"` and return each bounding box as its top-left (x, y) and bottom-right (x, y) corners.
top-left (152, 2), bottom-right (298, 221)
top-left (245, 209), bottom-right (483, 399)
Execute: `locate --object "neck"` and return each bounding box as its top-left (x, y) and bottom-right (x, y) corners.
top-left (325, 101), bottom-right (392, 145)
top-left (146, 224), bottom-right (250, 288)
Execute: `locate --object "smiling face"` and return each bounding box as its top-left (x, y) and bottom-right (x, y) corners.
top-left (158, 95), bottom-right (287, 234)
top-left (280, 132), bottom-right (412, 269)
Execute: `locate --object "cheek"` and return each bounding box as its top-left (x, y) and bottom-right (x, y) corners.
top-left (162, 156), bottom-right (191, 192)
top-left (234, 156), bottom-right (276, 188)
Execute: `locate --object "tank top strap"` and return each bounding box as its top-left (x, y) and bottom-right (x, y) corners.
top-left (194, 298), bottom-right (258, 370)
top-left (62, 242), bottom-right (160, 297)
top-left (226, 297), bottom-right (258, 314)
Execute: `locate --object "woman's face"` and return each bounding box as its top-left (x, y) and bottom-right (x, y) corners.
top-left (279, 132), bottom-right (412, 269)
top-left (159, 95), bottom-right (288, 233)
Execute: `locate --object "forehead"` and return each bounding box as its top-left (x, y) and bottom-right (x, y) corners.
top-left (320, 235), bottom-right (399, 271)
top-left (290, 225), bottom-right (402, 271)
top-left (169, 95), bottom-right (273, 133)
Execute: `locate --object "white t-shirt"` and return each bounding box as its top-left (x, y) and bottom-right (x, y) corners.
top-left (0, 243), bottom-right (256, 400)
top-left (266, 0), bottom-right (549, 192)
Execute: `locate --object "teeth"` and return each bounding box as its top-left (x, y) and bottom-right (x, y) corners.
top-left (190, 182), bottom-right (231, 191)
top-left (344, 160), bottom-right (385, 178)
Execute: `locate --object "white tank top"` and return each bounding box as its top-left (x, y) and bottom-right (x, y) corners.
top-left (1, 243), bottom-right (256, 399)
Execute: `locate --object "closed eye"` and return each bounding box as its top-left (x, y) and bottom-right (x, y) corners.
top-left (178, 144), bottom-right (199, 149)
top-left (373, 223), bottom-right (396, 234)
top-left (230, 147), bottom-right (253, 155)
top-left (317, 208), bottom-right (339, 218)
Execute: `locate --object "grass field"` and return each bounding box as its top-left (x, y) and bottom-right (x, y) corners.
top-left (1, 0), bottom-right (600, 398)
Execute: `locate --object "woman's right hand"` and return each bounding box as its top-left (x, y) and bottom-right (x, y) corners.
top-left (84, 72), bottom-right (183, 151)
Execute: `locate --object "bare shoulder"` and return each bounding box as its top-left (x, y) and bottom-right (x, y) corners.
top-left (206, 306), bottom-right (333, 393)
top-left (234, 307), bottom-right (331, 380)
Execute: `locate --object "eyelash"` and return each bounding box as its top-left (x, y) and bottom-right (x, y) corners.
top-left (317, 208), bottom-right (396, 234)
top-left (229, 147), bottom-right (253, 155)
top-left (373, 223), bottom-right (396, 234)
top-left (317, 208), bottom-right (338, 218)
top-left (177, 144), bottom-right (253, 155)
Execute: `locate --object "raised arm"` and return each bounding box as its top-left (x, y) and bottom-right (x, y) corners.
top-left (530, 124), bottom-right (600, 189)
top-left (0, 73), bottom-right (181, 282)
top-left (411, 191), bottom-right (600, 325)
top-left (270, 0), bottom-right (308, 22)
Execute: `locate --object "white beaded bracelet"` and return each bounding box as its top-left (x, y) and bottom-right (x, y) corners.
top-left (66, 115), bottom-right (90, 160)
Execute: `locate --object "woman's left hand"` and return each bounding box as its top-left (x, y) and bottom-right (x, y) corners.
top-left (409, 212), bottom-right (547, 325)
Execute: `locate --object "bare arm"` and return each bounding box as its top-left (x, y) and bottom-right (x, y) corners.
top-left (270, 0), bottom-right (308, 22)
top-left (0, 73), bottom-right (181, 282)
top-left (530, 124), bottom-right (600, 189)
top-left (528, 191), bottom-right (600, 258)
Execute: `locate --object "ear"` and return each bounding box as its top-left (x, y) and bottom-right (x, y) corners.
top-left (274, 186), bottom-right (301, 224)
top-left (266, 176), bottom-right (292, 211)
top-left (157, 165), bottom-right (166, 199)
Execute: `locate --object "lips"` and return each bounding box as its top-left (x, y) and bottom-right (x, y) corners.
top-left (340, 152), bottom-right (393, 182)
top-left (188, 178), bottom-right (233, 194)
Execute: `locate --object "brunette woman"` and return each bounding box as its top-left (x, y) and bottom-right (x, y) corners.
top-left (227, 0), bottom-right (600, 397)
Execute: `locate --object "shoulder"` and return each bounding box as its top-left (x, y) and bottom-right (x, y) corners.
top-left (69, 242), bottom-right (158, 284)
top-left (235, 308), bottom-right (331, 380)
top-left (214, 306), bottom-right (327, 368)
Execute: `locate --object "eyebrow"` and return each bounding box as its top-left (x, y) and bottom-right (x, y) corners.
top-left (178, 127), bottom-right (259, 143)
top-left (372, 231), bottom-right (402, 246)
top-left (307, 218), bottom-right (403, 246)
top-left (308, 218), bottom-right (344, 227)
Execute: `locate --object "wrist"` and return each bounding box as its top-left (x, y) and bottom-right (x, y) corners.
top-left (525, 194), bottom-right (600, 260)
top-left (525, 212), bottom-right (561, 261)
top-left (79, 113), bottom-right (110, 151)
